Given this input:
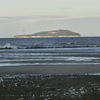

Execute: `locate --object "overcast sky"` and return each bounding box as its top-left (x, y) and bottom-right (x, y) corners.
top-left (0, 0), bottom-right (100, 37)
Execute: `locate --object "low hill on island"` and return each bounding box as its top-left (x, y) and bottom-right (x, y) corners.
top-left (13, 29), bottom-right (81, 38)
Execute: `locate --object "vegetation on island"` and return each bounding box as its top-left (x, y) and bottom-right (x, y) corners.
top-left (13, 30), bottom-right (81, 38)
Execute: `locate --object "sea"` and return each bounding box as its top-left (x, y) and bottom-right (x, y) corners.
top-left (0, 37), bottom-right (100, 66)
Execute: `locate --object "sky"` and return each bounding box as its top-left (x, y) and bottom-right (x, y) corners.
top-left (0, 0), bottom-right (100, 37)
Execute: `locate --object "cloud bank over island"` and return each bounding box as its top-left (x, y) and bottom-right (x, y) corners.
top-left (0, 15), bottom-right (100, 37)
top-left (0, 0), bottom-right (100, 37)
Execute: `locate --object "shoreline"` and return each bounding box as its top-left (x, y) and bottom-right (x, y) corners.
top-left (0, 64), bottom-right (100, 75)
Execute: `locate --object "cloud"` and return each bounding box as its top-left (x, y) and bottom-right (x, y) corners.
top-left (41, 15), bottom-right (68, 18)
top-left (60, 7), bottom-right (70, 9)
top-left (0, 15), bottom-right (69, 23)
top-left (0, 15), bottom-right (100, 24)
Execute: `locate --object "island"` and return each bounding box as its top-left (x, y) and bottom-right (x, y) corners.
top-left (13, 29), bottom-right (81, 38)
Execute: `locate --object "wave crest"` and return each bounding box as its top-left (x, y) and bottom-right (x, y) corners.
top-left (0, 43), bottom-right (17, 49)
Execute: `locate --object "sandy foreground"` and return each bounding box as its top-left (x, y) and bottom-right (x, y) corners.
top-left (0, 64), bottom-right (100, 75)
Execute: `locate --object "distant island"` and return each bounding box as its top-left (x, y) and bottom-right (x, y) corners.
top-left (13, 29), bottom-right (81, 38)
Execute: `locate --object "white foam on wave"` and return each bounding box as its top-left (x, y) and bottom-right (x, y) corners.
top-left (0, 59), bottom-right (54, 62)
top-left (86, 73), bottom-right (100, 75)
top-left (0, 56), bottom-right (99, 62)
top-left (0, 43), bottom-right (17, 49)
top-left (0, 62), bottom-right (100, 67)
top-left (66, 57), bottom-right (100, 61)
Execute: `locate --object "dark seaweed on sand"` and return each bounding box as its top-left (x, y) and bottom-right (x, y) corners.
top-left (0, 74), bottom-right (100, 100)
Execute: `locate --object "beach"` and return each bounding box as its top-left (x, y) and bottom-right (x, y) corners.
top-left (0, 38), bottom-right (100, 100)
top-left (0, 64), bottom-right (100, 75)
top-left (0, 38), bottom-right (100, 75)
top-left (0, 47), bottom-right (100, 75)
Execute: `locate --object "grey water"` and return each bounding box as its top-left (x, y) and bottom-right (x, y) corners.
top-left (0, 37), bottom-right (100, 66)
top-left (0, 37), bottom-right (100, 49)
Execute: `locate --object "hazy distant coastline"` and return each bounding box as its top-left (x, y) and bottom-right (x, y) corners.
top-left (13, 29), bottom-right (81, 38)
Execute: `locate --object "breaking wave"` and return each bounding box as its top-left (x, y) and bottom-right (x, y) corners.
top-left (0, 43), bottom-right (17, 49)
top-left (0, 37), bottom-right (100, 49)
top-left (0, 43), bottom-right (100, 49)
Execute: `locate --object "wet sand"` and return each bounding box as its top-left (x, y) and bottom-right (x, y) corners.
top-left (0, 64), bottom-right (100, 75)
